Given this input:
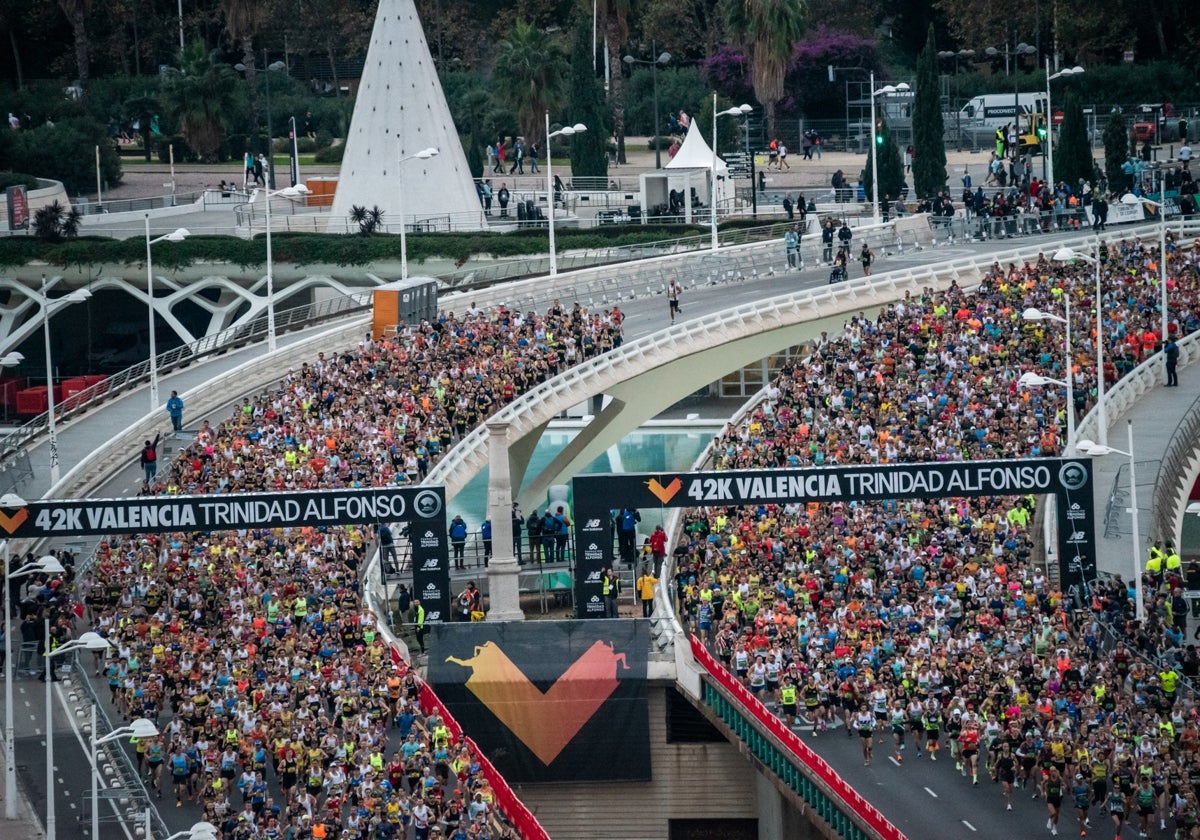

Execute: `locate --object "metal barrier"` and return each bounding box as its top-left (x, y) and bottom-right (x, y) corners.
top-left (0, 292), bottom-right (372, 465)
top-left (1152, 388), bottom-right (1200, 542)
top-left (77, 191), bottom-right (204, 215)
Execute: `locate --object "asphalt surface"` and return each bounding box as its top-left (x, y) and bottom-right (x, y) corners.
top-left (3, 221), bottom-right (1151, 839)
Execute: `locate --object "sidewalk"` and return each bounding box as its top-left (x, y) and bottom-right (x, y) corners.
top-left (0, 739), bottom-right (44, 839)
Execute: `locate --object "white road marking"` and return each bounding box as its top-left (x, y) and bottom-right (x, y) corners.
top-left (961, 820), bottom-right (977, 832)
top-left (889, 757), bottom-right (901, 767)
top-left (54, 683), bottom-right (135, 840)
top-left (924, 787), bottom-right (938, 798)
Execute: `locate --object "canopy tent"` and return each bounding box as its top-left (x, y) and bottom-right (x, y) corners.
top-left (637, 122), bottom-right (735, 223)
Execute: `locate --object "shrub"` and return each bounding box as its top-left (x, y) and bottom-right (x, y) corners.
top-left (157, 135), bottom-right (198, 164)
top-left (6, 118), bottom-right (121, 194)
top-left (314, 143), bottom-right (345, 164)
top-left (0, 172), bottom-right (41, 191)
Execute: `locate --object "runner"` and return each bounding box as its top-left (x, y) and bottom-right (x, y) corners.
top-left (854, 704), bottom-right (876, 766)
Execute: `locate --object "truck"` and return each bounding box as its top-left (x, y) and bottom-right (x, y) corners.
top-left (949, 93), bottom-right (1049, 149)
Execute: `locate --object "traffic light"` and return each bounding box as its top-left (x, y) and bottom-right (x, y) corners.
top-left (1037, 119), bottom-right (1047, 141)
top-left (875, 120), bottom-right (884, 145)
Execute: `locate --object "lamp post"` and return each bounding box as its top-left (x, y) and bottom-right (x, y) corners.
top-left (91, 715), bottom-right (158, 840)
top-left (260, 184), bottom-right (311, 352)
top-left (985, 42), bottom-right (1037, 76)
top-left (39, 277), bottom-right (93, 485)
top-left (1077, 422), bottom-right (1143, 621)
top-left (622, 46), bottom-right (671, 169)
top-left (45, 629), bottom-right (110, 840)
top-left (1053, 245), bottom-right (1106, 446)
top-left (397, 147), bottom-right (439, 283)
top-left (2, 546), bottom-right (61, 821)
top-left (1121, 188), bottom-right (1169, 382)
top-left (867, 74), bottom-right (910, 228)
top-left (1021, 297), bottom-right (1075, 454)
top-left (1044, 60), bottom-right (1085, 187)
top-left (142, 215), bottom-right (189, 413)
top-left (710, 97), bottom-right (752, 252)
top-left (544, 117), bottom-right (585, 276)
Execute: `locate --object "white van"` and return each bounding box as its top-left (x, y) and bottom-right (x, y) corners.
top-left (956, 93), bottom-right (1048, 129)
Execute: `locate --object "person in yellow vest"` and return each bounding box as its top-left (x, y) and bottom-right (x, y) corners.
top-left (412, 600), bottom-right (427, 654)
top-left (1146, 544), bottom-right (1164, 588)
top-left (1165, 543), bottom-right (1182, 579)
top-left (636, 564), bottom-right (659, 618)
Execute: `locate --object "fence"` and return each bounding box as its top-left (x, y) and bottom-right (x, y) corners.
top-left (1153, 388), bottom-right (1200, 543)
top-left (75, 190), bottom-right (205, 216)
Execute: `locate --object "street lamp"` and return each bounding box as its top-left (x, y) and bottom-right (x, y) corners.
top-left (260, 184), bottom-right (311, 352)
top-left (623, 47), bottom-right (671, 169)
top-left (142, 215), bottom-right (189, 412)
top-left (868, 74), bottom-right (910, 228)
top-left (1077, 422), bottom-right (1143, 621)
top-left (710, 97), bottom-right (752, 252)
top-left (2, 545), bottom-right (61, 821)
top-left (545, 117), bottom-right (585, 276)
top-left (985, 42), bottom-right (1037, 76)
top-left (165, 821), bottom-right (220, 840)
top-left (1045, 61), bottom-right (1085, 188)
top-left (397, 147), bottom-right (439, 283)
top-left (1021, 298), bottom-right (1075, 453)
top-left (1122, 190), bottom-right (1169, 382)
top-left (1053, 245), bottom-right (1106, 446)
top-left (90, 715), bottom-right (158, 840)
top-left (44, 628), bottom-right (109, 840)
top-left (39, 277), bottom-right (93, 484)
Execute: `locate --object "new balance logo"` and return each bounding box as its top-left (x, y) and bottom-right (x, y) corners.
top-left (585, 519), bottom-right (600, 529)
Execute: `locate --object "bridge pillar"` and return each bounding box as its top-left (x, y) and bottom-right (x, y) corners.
top-left (484, 420), bottom-right (524, 622)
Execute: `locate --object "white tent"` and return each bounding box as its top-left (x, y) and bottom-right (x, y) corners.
top-left (637, 122), bottom-right (734, 223)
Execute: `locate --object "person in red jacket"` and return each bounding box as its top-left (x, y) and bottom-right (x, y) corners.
top-left (648, 525), bottom-right (667, 571)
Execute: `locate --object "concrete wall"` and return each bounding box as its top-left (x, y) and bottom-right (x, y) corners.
top-left (0, 178), bottom-right (68, 228)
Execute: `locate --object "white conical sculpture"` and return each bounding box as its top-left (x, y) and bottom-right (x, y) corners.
top-left (330, 0), bottom-right (486, 232)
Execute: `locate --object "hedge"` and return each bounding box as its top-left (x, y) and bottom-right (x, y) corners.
top-left (0, 217), bottom-right (797, 271)
top-left (0, 172), bottom-right (41, 191)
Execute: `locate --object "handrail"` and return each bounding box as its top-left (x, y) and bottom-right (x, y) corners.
top-left (1153, 387), bottom-right (1200, 543)
top-left (690, 637), bottom-right (906, 840)
top-left (0, 292), bottom-right (372, 459)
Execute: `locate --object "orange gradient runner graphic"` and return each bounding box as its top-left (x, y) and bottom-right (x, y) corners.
top-left (646, 477), bottom-right (682, 504)
top-left (446, 640), bottom-right (629, 765)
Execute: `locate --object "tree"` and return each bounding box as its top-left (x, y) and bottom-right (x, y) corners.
top-left (568, 18), bottom-right (610, 178)
top-left (696, 93), bottom-right (741, 158)
top-left (722, 0), bottom-right (808, 136)
top-left (57, 0), bottom-right (91, 93)
top-left (600, 0), bottom-right (632, 164)
top-left (1102, 109), bottom-right (1129, 192)
top-left (466, 130), bottom-right (483, 178)
top-left (1055, 91), bottom-right (1093, 190)
top-left (220, 0), bottom-right (264, 141)
top-left (159, 42), bottom-right (242, 163)
top-left (862, 118), bottom-right (905, 210)
top-left (33, 200), bottom-right (80, 242)
top-left (492, 20), bottom-right (566, 146)
top-left (912, 25), bottom-right (946, 199)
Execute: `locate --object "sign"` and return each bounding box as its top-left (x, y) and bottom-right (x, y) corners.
top-left (1108, 200), bottom-right (1146, 225)
top-left (6, 186), bottom-right (28, 231)
top-left (572, 458), bottom-right (1096, 613)
top-left (428, 620), bottom-right (650, 783)
top-left (0, 485), bottom-right (448, 538)
top-left (1053, 110), bottom-right (1064, 125)
top-left (410, 515), bottom-right (450, 622)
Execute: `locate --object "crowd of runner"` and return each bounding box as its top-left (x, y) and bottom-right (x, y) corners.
top-left (64, 302), bottom-right (623, 839)
top-left (674, 235), bottom-right (1200, 838)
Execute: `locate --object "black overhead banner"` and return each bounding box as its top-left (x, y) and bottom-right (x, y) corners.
top-left (428, 619), bottom-right (650, 783)
top-left (0, 486), bottom-right (448, 538)
top-left (572, 458), bottom-right (1096, 611)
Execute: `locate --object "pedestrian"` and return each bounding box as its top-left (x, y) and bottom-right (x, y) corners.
top-left (1166, 339), bottom-right (1180, 386)
top-left (243, 150), bottom-right (254, 187)
top-left (526, 508), bottom-right (543, 563)
top-left (304, 111), bottom-right (315, 140)
top-left (837, 220), bottom-right (853, 260)
top-left (480, 519), bottom-right (492, 565)
top-left (166, 390), bottom-right (184, 432)
top-left (254, 154), bottom-right (266, 187)
top-left (412, 600), bottom-right (427, 653)
top-left (511, 502), bottom-right (523, 560)
top-left (821, 218), bottom-right (835, 263)
top-left (497, 183), bottom-right (510, 218)
top-left (785, 225), bottom-right (799, 270)
top-left (378, 523), bottom-right (398, 574)
top-left (448, 515), bottom-right (468, 569)
top-left (486, 142), bottom-right (496, 173)
top-left (777, 141), bottom-right (789, 170)
top-left (553, 506), bottom-right (570, 563)
top-left (860, 242), bottom-right (874, 276)
top-left (541, 509), bottom-right (557, 564)
top-left (602, 567), bottom-right (620, 617)
top-left (617, 507), bottom-right (640, 566)
top-left (140, 432), bottom-right (161, 483)
top-left (456, 582), bottom-right (480, 622)
top-left (528, 140), bottom-right (540, 174)
top-left (494, 138), bottom-right (506, 173)
top-left (508, 137), bottom-right (524, 175)
top-left (481, 179), bottom-right (493, 215)
top-left (904, 145), bottom-right (913, 173)
top-left (811, 130), bottom-right (822, 159)
top-left (668, 280), bottom-right (682, 324)
top-left (635, 564), bottom-right (658, 617)
top-left (782, 193), bottom-right (794, 221)
top-left (648, 524), bottom-right (667, 570)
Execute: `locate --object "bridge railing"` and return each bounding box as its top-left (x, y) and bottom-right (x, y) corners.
top-left (0, 292), bottom-right (372, 461)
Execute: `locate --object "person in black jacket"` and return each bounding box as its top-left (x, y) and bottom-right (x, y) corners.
top-left (497, 183), bottom-right (511, 217)
top-left (140, 432), bottom-right (162, 483)
top-left (821, 219), bottom-right (835, 263)
top-left (525, 509), bottom-right (543, 564)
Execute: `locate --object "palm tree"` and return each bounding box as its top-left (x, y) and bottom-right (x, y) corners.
top-left (57, 0), bottom-right (91, 93)
top-left (723, 0), bottom-right (807, 136)
top-left (220, 0), bottom-right (263, 133)
top-left (600, 0), bottom-right (632, 163)
top-left (160, 42), bottom-right (242, 163)
top-left (492, 20), bottom-right (567, 146)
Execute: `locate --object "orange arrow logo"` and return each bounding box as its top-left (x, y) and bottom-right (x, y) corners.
top-left (446, 640), bottom-right (629, 765)
top-left (646, 477), bottom-right (682, 504)
top-left (0, 508), bottom-right (27, 535)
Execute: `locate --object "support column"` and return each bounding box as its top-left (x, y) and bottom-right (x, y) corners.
top-left (485, 420), bottom-right (525, 621)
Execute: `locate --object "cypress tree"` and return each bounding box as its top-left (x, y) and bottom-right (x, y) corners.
top-left (912, 25), bottom-right (947, 199)
top-left (568, 18), bottom-right (610, 178)
top-left (863, 119), bottom-right (906, 212)
top-left (1055, 91), bottom-right (1093, 191)
top-left (1103, 109), bottom-right (1129, 192)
